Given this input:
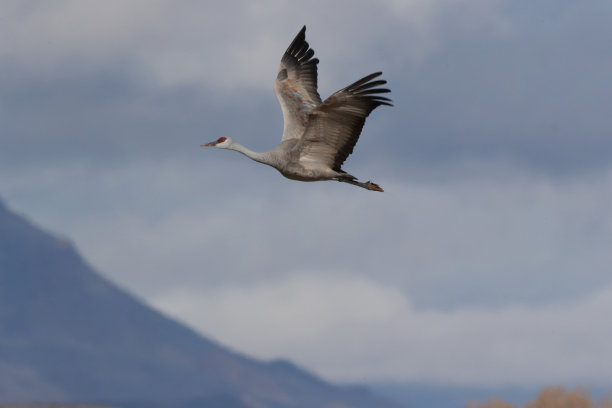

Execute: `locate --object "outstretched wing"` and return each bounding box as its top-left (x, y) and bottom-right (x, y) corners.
top-left (274, 26), bottom-right (322, 142)
top-left (298, 72), bottom-right (392, 171)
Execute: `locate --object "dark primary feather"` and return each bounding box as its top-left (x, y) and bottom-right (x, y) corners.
top-left (341, 72), bottom-right (392, 105)
top-left (299, 72), bottom-right (392, 171)
top-left (278, 25), bottom-right (322, 105)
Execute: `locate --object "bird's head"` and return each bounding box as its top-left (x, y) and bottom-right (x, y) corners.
top-left (201, 136), bottom-right (233, 149)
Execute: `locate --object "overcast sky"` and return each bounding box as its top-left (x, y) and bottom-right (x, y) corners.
top-left (2, 0), bottom-right (612, 387)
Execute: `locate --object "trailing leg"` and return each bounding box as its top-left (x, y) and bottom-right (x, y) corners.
top-left (335, 174), bottom-right (384, 192)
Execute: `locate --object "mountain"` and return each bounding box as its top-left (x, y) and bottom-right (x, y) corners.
top-left (0, 197), bottom-right (400, 408)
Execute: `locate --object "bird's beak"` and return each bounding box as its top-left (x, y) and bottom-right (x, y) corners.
top-left (201, 141), bottom-right (216, 147)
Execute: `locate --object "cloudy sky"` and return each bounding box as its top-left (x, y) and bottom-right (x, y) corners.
top-left (2, 0), bottom-right (612, 388)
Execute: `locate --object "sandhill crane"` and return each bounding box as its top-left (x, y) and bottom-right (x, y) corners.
top-left (202, 26), bottom-right (392, 191)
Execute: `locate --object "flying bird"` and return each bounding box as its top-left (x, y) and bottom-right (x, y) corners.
top-left (202, 26), bottom-right (392, 192)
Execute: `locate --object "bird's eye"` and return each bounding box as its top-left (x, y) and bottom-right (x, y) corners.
top-left (217, 137), bottom-right (227, 143)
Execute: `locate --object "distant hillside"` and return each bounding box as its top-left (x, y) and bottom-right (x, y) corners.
top-left (0, 197), bottom-right (400, 408)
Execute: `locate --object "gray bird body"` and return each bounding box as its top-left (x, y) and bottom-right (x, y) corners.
top-left (203, 26), bottom-right (392, 192)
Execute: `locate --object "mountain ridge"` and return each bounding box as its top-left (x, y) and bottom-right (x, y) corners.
top-left (0, 196), bottom-right (400, 408)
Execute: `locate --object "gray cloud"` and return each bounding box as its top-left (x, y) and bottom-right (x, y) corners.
top-left (2, 0), bottom-right (612, 386)
top-left (3, 1), bottom-right (612, 173)
top-left (154, 273), bottom-right (612, 386)
top-left (4, 158), bottom-right (612, 310)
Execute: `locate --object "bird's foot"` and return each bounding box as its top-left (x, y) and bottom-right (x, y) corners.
top-left (364, 181), bottom-right (384, 192)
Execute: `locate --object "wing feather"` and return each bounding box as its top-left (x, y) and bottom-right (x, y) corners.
top-left (298, 72), bottom-right (392, 171)
top-left (274, 26), bottom-right (322, 142)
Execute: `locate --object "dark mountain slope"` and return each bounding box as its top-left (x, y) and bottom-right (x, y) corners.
top-left (0, 197), bottom-right (398, 408)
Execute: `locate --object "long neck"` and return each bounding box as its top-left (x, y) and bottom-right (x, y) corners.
top-left (229, 142), bottom-right (273, 165)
